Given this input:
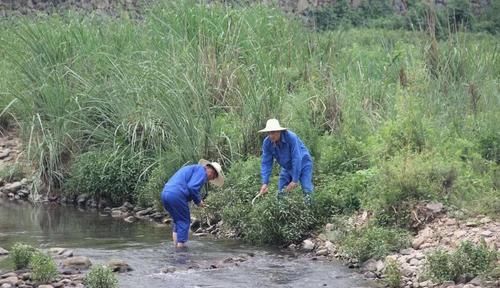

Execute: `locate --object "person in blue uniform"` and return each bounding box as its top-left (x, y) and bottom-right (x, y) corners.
top-left (161, 159), bottom-right (224, 249)
top-left (257, 119), bottom-right (313, 198)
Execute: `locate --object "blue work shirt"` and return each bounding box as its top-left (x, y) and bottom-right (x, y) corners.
top-left (261, 130), bottom-right (312, 185)
top-left (162, 164), bottom-right (207, 205)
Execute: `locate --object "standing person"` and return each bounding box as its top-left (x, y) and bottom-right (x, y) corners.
top-left (161, 159), bottom-right (224, 249)
top-left (258, 119), bottom-right (313, 198)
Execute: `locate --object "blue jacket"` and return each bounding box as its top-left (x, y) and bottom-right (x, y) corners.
top-left (261, 130), bottom-right (312, 185)
top-left (162, 164), bottom-right (207, 205)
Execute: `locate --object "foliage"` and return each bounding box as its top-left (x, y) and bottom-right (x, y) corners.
top-left (30, 252), bottom-right (57, 283)
top-left (368, 153), bottom-right (457, 228)
top-left (10, 243), bottom-right (36, 270)
top-left (424, 241), bottom-right (498, 283)
top-left (384, 258), bottom-right (402, 288)
top-left (340, 225), bottom-right (410, 262)
top-left (84, 265), bottom-right (118, 288)
top-left (65, 148), bottom-right (153, 205)
top-left (245, 192), bottom-right (316, 245)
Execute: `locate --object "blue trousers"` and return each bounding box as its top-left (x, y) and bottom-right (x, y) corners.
top-left (278, 159), bottom-right (314, 196)
top-left (161, 190), bottom-right (190, 243)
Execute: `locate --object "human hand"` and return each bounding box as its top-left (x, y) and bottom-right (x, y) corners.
top-left (285, 182), bottom-right (298, 192)
top-left (259, 184), bottom-right (269, 196)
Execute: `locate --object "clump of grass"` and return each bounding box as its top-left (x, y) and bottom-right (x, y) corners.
top-left (30, 252), bottom-right (57, 283)
top-left (84, 265), bottom-right (118, 288)
top-left (340, 225), bottom-right (410, 262)
top-left (384, 258), bottom-right (402, 288)
top-left (10, 243), bottom-right (36, 270)
top-left (424, 241), bottom-right (498, 283)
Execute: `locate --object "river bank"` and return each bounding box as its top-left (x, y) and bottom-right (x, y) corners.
top-left (1, 127), bottom-right (499, 288)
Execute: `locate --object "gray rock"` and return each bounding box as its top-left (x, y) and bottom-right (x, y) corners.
top-left (375, 260), bottom-right (385, 272)
top-left (441, 281), bottom-right (455, 287)
top-left (48, 247), bottom-right (67, 256)
top-left (426, 202), bottom-right (444, 214)
top-left (124, 216), bottom-right (136, 223)
top-left (412, 227), bottom-right (433, 250)
top-left (193, 233), bottom-right (208, 237)
top-left (481, 230), bottom-right (493, 237)
top-left (302, 239), bottom-right (315, 251)
top-left (0, 273), bottom-right (16, 279)
top-left (465, 221), bottom-right (479, 227)
top-left (0, 149), bottom-right (11, 159)
top-left (409, 258), bottom-right (420, 266)
top-left (107, 259), bottom-right (133, 273)
top-left (136, 207), bottom-right (153, 217)
top-left (315, 249), bottom-right (329, 256)
top-left (38, 285), bottom-right (54, 288)
top-left (62, 256), bottom-right (92, 270)
top-left (0, 277), bottom-right (18, 286)
top-left (4, 182), bottom-right (22, 193)
top-left (324, 241), bottom-right (335, 252)
top-left (0, 247), bottom-right (8, 255)
top-left (76, 194), bottom-right (89, 206)
top-left (479, 217), bottom-right (492, 224)
top-left (325, 223), bottom-right (334, 231)
top-left (162, 266), bottom-right (176, 273)
top-left (1, 283), bottom-right (12, 288)
top-left (400, 248), bottom-right (413, 255)
top-left (288, 244), bottom-right (297, 250)
top-left (150, 212), bottom-right (164, 221)
top-left (364, 271), bottom-right (377, 279)
top-left (456, 273), bottom-right (474, 284)
top-left (361, 259), bottom-right (378, 272)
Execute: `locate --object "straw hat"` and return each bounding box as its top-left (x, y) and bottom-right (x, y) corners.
top-left (199, 159), bottom-right (224, 187)
top-left (258, 119), bottom-right (287, 133)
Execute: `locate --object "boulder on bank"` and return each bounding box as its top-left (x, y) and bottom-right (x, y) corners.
top-left (0, 247), bottom-right (8, 255)
top-left (62, 256), bottom-right (92, 270)
top-left (106, 259), bottom-right (133, 273)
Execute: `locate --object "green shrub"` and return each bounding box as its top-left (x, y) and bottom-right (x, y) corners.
top-left (313, 170), bottom-right (372, 223)
top-left (384, 258), bottom-right (402, 288)
top-left (425, 241), bottom-right (498, 283)
top-left (0, 164), bottom-right (25, 183)
top-left (30, 252), bottom-right (57, 283)
top-left (245, 193), bottom-right (315, 245)
top-left (478, 131), bottom-right (500, 164)
top-left (10, 243), bottom-right (36, 270)
top-left (205, 157), bottom-right (261, 233)
top-left (84, 265), bottom-right (118, 288)
top-left (369, 153), bottom-right (456, 228)
top-left (316, 135), bottom-right (368, 176)
top-left (65, 148), bottom-right (153, 205)
top-left (340, 226), bottom-right (410, 262)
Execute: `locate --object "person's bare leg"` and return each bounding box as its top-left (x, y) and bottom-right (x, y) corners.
top-left (172, 232), bottom-right (178, 246)
top-left (176, 242), bottom-right (186, 249)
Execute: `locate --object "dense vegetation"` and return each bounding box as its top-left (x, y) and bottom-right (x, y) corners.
top-left (0, 0), bottom-right (498, 270)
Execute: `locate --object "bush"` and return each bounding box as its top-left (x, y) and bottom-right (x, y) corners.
top-left (0, 164), bottom-right (26, 183)
top-left (340, 225), bottom-right (410, 262)
top-left (313, 170), bottom-right (372, 223)
top-left (84, 265), bottom-right (118, 288)
top-left (369, 153), bottom-right (456, 228)
top-left (425, 241), bottom-right (498, 283)
top-left (478, 131), bottom-right (500, 164)
top-left (245, 192), bottom-right (315, 245)
top-left (384, 258), bottom-right (402, 288)
top-left (316, 135), bottom-right (368, 176)
top-left (65, 148), bottom-right (153, 206)
top-left (10, 243), bottom-right (36, 270)
top-left (30, 252), bottom-right (57, 283)
top-left (205, 157), bottom-right (261, 233)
